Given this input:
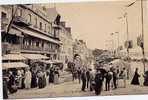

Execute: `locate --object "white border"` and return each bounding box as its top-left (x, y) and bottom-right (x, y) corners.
top-left (0, 0), bottom-right (148, 100)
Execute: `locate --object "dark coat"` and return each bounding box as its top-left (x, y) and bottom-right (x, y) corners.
top-left (3, 79), bottom-right (8, 99)
top-left (31, 72), bottom-right (37, 88)
top-left (94, 72), bottom-right (103, 95)
top-left (131, 71), bottom-right (140, 85)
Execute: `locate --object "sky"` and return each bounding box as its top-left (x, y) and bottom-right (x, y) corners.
top-left (45, 0), bottom-right (148, 51)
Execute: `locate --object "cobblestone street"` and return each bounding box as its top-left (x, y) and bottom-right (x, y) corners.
top-left (9, 74), bottom-right (148, 99)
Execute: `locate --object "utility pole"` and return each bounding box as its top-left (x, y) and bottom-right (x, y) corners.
top-left (124, 13), bottom-right (130, 61)
top-left (140, 0), bottom-right (146, 73)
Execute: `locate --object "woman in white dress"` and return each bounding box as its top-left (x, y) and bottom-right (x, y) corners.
top-left (24, 68), bottom-right (32, 89)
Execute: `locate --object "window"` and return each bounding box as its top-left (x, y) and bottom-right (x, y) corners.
top-left (28, 14), bottom-right (31, 23)
top-left (41, 42), bottom-right (44, 48)
top-left (2, 12), bottom-right (7, 19)
top-left (48, 25), bottom-right (51, 34)
top-left (35, 17), bottom-right (37, 27)
top-left (44, 24), bottom-right (46, 32)
top-left (39, 22), bottom-right (42, 30)
top-left (18, 9), bottom-right (22, 16)
top-left (36, 41), bottom-right (39, 47)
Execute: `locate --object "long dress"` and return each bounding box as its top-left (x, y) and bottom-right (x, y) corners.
top-left (49, 70), bottom-right (54, 83)
top-left (24, 71), bottom-right (32, 89)
top-left (37, 71), bottom-right (44, 89)
top-left (54, 71), bottom-right (59, 84)
top-left (31, 72), bottom-right (37, 88)
top-left (131, 71), bottom-right (140, 85)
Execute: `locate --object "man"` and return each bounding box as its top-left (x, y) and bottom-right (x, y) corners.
top-left (112, 69), bottom-right (117, 89)
top-left (86, 69), bottom-right (90, 88)
top-left (122, 68), bottom-right (127, 88)
top-left (81, 68), bottom-right (87, 91)
top-left (94, 70), bottom-right (103, 95)
top-left (105, 70), bottom-right (113, 91)
top-left (3, 76), bottom-right (8, 99)
top-left (89, 68), bottom-right (94, 91)
top-left (77, 67), bottom-right (82, 84)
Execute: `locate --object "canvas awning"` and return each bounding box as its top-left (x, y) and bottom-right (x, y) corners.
top-left (21, 54), bottom-right (49, 60)
top-left (2, 54), bottom-right (27, 61)
top-left (39, 60), bottom-right (54, 64)
top-left (2, 62), bottom-right (29, 69)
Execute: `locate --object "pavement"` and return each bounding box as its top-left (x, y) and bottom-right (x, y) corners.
top-left (8, 72), bottom-right (148, 99)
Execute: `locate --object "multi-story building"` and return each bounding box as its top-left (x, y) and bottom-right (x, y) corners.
top-left (59, 21), bottom-right (73, 68)
top-left (73, 39), bottom-right (92, 68)
top-left (1, 5), bottom-right (61, 61)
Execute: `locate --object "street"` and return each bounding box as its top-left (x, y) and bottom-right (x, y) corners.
top-left (9, 73), bottom-right (148, 99)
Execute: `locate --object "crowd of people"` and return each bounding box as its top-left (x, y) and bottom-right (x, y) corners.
top-left (3, 64), bottom-right (60, 99)
top-left (71, 63), bottom-right (142, 95)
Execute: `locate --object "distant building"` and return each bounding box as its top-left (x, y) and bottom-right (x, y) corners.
top-left (59, 21), bottom-right (73, 67)
top-left (1, 5), bottom-right (61, 60)
top-left (73, 39), bottom-right (93, 67)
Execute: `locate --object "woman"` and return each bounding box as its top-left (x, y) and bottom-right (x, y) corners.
top-left (24, 68), bottom-right (32, 89)
top-left (37, 70), bottom-right (44, 89)
top-left (49, 67), bottom-right (54, 83)
top-left (131, 68), bottom-right (140, 85)
top-left (31, 71), bottom-right (37, 88)
top-left (8, 71), bottom-right (17, 93)
top-left (54, 68), bottom-right (60, 84)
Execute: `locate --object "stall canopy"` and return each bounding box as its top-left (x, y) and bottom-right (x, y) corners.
top-left (39, 60), bottom-right (54, 64)
top-left (2, 54), bottom-right (27, 61)
top-left (2, 62), bottom-right (29, 69)
top-left (21, 54), bottom-right (49, 60)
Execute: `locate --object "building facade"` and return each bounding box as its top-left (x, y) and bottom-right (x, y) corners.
top-left (1, 4), bottom-right (61, 60)
top-left (73, 39), bottom-right (92, 67)
top-left (59, 21), bottom-right (73, 67)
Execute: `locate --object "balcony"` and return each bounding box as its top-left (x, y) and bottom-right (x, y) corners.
top-left (2, 42), bottom-right (21, 54)
top-left (13, 16), bottom-right (31, 26)
top-left (2, 42), bottom-right (58, 54)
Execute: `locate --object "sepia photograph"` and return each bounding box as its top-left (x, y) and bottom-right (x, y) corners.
top-left (1, 0), bottom-right (148, 99)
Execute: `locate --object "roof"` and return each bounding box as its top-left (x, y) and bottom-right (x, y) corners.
top-left (21, 54), bottom-right (49, 60)
top-left (2, 62), bottom-right (29, 69)
top-left (47, 8), bottom-right (58, 22)
top-left (2, 54), bottom-right (26, 61)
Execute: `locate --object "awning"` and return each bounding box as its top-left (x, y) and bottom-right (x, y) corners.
top-left (13, 25), bottom-right (60, 44)
top-left (53, 60), bottom-right (63, 63)
top-left (2, 54), bottom-right (27, 61)
top-left (2, 62), bottom-right (29, 69)
top-left (21, 54), bottom-right (49, 60)
top-left (39, 60), bottom-right (54, 64)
